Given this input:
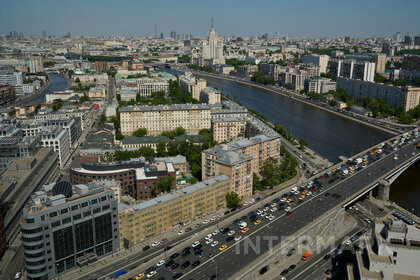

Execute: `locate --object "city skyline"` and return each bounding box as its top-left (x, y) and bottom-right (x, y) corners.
top-left (1, 0), bottom-right (420, 38)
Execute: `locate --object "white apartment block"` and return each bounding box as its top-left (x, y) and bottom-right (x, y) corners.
top-left (39, 127), bottom-right (71, 167)
top-left (302, 55), bottom-right (330, 74)
top-left (119, 104), bottom-right (212, 136)
top-left (134, 77), bottom-right (169, 98)
top-left (179, 72), bottom-right (207, 100)
top-left (330, 59), bottom-right (375, 82)
top-left (200, 86), bottom-right (221, 105)
top-left (73, 73), bottom-right (108, 83)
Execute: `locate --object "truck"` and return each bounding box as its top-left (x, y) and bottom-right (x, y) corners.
top-left (355, 158), bottom-right (363, 164)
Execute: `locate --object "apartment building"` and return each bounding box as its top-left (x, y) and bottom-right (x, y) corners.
top-left (118, 175), bottom-right (230, 246)
top-left (134, 77), bottom-right (169, 98)
top-left (260, 63), bottom-right (282, 78)
top-left (88, 85), bottom-right (107, 99)
top-left (279, 64), bottom-right (321, 91)
top-left (200, 86), bottom-right (221, 105)
top-left (329, 59), bottom-right (375, 82)
top-left (212, 117), bottom-right (246, 143)
top-left (337, 77), bottom-right (420, 111)
top-left (391, 69), bottom-right (420, 85)
top-left (0, 84), bottom-right (15, 105)
top-left (0, 71), bottom-right (23, 95)
top-left (237, 65), bottom-right (258, 78)
top-left (94, 61), bottom-right (110, 72)
top-left (304, 76), bottom-right (337, 94)
top-left (119, 104), bottom-right (211, 136)
top-left (73, 73), bottom-right (108, 84)
top-left (302, 55), bottom-right (330, 74)
top-left (345, 53), bottom-right (387, 73)
top-left (21, 181), bottom-right (119, 279)
top-left (39, 127), bottom-right (71, 167)
top-left (70, 158), bottom-right (176, 201)
top-left (202, 134), bottom-right (281, 197)
top-left (178, 72), bottom-right (207, 100)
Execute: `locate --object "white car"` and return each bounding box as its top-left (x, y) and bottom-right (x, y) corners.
top-left (270, 208), bottom-right (276, 212)
top-left (326, 170), bottom-right (332, 175)
top-left (280, 197), bottom-right (287, 202)
top-left (205, 234), bottom-right (213, 240)
top-left (228, 230), bottom-right (235, 236)
top-left (192, 241), bottom-right (200, 248)
top-left (147, 271), bottom-right (156, 278)
top-left (264, 207), bottom-right (269, 211)
top-left (218, 213), bottom-right (224, 218)
top-left (202, 220), bottom-right (209, 225)
top-left (234, 236), bottom-right (242, 241)
top-left (178, 230), bottom-right (185, 235)
top-left (285, 207), bottom-right (291, 212)
top-left (268, 216), bottom-right (275, 221)
top-left (151, 241), bottom-right (160, 247)
top-left (271, 203), bottom-right (277, 207)
top-left (250, 198), bottom-right (255, 203)
top-left (394, 156), bottom-right (398, 160)
top-left (261, 212), bottom-right (266, 217)
top-left (243, 202), bottom-right (249, 207)
top-left (14, 272), bottom-right (21, 279)
top-left (212, 230), bottom-right (219, 236)
top-left (211, 241), bottom-right (219, 247)
top-left (205, 238), bottom-right (213, 244)
top-left (210, 216), bottom-right (217, 221)
top-left (156, 260), bottom-right (165, 267)
top-left (336, 166), bottom-right (341, 170)
top-left (345, 240), bottom-right (351, 245)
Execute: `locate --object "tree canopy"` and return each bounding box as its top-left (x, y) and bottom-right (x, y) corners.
top-left (225, 192), bottom-right (241, 209)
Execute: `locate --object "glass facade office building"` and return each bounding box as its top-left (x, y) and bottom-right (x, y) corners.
top-left (21, 182), bottom-right (120, 280)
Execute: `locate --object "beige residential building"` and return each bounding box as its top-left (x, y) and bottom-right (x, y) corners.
top-left (179, 72), bottom-right (207, 100)
top-left (118, 175), bottom-right (230, 246)
top-left (200, 87), bottom-right (221, 104)
top-left (212, 117), bottom-right (246, 143)
top-left (88, 85), bottom-right (106, 99)
top-left (119, 104), bottom-right (211, 136)
top-left (202, 134), bottom-right (281, 182)
top-left (73, 73), bottom-right (108, 84)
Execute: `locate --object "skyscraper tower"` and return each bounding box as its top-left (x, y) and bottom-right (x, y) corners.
top-left (195, 18), bottom-right (224, 66)
top-left (42, 30), bottom-right (47, 39)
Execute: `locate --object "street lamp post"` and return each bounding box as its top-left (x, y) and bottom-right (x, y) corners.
top-left (210, 257), bottom-right (218, 280)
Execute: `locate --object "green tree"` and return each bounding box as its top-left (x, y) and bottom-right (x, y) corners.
top-left (225, 191), bottom-right (241, 209)
top-left (156, 142), bottom-right (167, 157)
top-left (299, 137), bottom-right (309, 148)
top-left (132, 128), bottom-right (148, 137)
top-left (178, 55), bottom-right (191, 63)
top-left (152, 176), bottom-right (175, 194)
top-left (253, 173), bottom-right (264, 192)
top-left (115, 133), bottom-right (124, 140)
top-left (99, 114), bottom-right (107, 125)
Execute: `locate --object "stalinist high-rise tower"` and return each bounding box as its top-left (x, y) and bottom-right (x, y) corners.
top-left (194, 19), bottom-right (225, 66)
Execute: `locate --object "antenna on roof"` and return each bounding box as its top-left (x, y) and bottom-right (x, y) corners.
top-left (211, 18), bottom-right (214, 28)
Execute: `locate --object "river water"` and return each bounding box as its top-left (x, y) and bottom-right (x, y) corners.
top-left (164, 68), bottom-right (420, 215)
top-left (28, 73), bottom-right (69, 105)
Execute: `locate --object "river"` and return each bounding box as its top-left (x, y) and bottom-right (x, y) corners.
top-left (164, 68), bottom-right (420, 215)
top-left (29, 73), bottom-right (69, 105)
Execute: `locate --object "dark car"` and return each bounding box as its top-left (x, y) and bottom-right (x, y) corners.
top-left (325, 192), bottom-right (330, 196)
top-left (183, 247), bottom-right (191, 253)
top-left (281, 269), bottom-right (289, 276)
top-left (170, 253), bottom-right (179, 259)
top-left (241, 215), bottom-right (247, 220)
top-left (171, 263), bottom-right (179, 270)
top-left (182, 251), bottom-right (190, 258)
top-left (248, 211), bottom-right (255, 216)
top-left (194, 244), bottom-right (202, 250)
top-left (325, 268), bottom-right (332, 274)
top-left (288, 264), bottom-right (296, 270)
top-left (323, 254), bottom-right (331, 260)
top-left (146, 266), bottom-right (155, 274)
top-left (194, 249), bottom-right (203, 256)
top-left (142, 245), bottom-right (150, 251)
top-left (173, 273), bottom-right (182, 280)
top-left (181, 261), bottom-right (190, 269)
top-left (224, 210), bottom-right (230, 215)
top-left (210, 274), bottom-right (217, 280)
top-left (226, 236), bottom-right (234, 242)
top-left (158, 277), bottom-right (165, 280)
top-left (264, 203), bottom-right (270, 208)
top-left (233, 219), bottom-right (240, 224)
top-left (273, 198), bottom-right (279, 203)
top-left (282, 193), bottom-right (288, 198)
top-left (192, 260), bottom-right (201, 267)
top-left (278, 206), bottom-right (285, 211)
top-left (221, 227), bottom-right (229, 234)
top-left (256, 197), bottom-right (261, 201)
top-left (165, 260), bottom-right (174, 268)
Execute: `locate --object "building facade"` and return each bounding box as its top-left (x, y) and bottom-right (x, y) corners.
top-left (330, 59), bottom-right (375, 82)
top-left (0, 84), bottom-right (15, 105)
top-left (302, 55), bottom-right (330, 74)
top-left (21, 181), bottom-right (119, 280)
top-left (179, 72), bottom-right (207, 101)
top-left (304, 76), bottom-right (337, 93)
top-left (192, 22), bottom-right (225, 66)
top-left (211, 117), bottom-right (246, 143)
top-left (118, 175), bottom-right (230, 246)
top-left (200, 86), bottom-right (221, 104)
top-left (337, 77), bottom-right (420, 111)
top-left (40, 127), bottom-right (71, 167)
top-left (119, 104), bottom-right (211, 136)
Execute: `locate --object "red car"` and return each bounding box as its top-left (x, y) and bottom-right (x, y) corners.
top-left (186, 227), bottom-right (193, 232)
top-left (286, 211), bottom-right (293, 216)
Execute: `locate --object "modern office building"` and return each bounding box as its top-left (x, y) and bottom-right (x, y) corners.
top-left (39, 127), bottom-right (71, 167)
top-left (211, 116), bottom-right (247, 143)
top-left (304, 76), bottom-right (337, 94)
top-left (178, 73), bottom-right (207, 100)
top-left (302, 55), bottom-right (330, 74)
top-left (337, 77), bottom-right (420, 111)
top-left (347, 217), bottom-right (420, 279)
top-left (200, 86), bottom-right (221, 104)
top-left (21, 181), bottom-right (120, 279)
top-left (28, 58), bottom-right (44, 73)
top-left (330, 59), bottom-right (375, 82)
top-left (0, 84), bottom-right (15, 105)
top-left (0, 71), bottom-right (23, 94)
top-left (119, 104), bottom-right (211, 136)
top-left (118, 175), bottom-right (230, 246)
top-left (70, 158), bottom-right (176, 201)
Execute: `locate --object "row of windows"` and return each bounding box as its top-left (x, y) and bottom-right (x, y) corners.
top-left (46, 197), bottom-right (110, 220)
top-left (51, 206), bottom-right (111, 228)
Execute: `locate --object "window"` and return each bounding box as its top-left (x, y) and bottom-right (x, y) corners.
top-left (81, 202), bottom-right (88, 208)
top-left (26, 218), bottom-right (35, 224)
top-left (52, 221), bottom-right (61, 228)
top-left (83, 211), bottom-right (91, 217)
top-left (61, 208), bottom-right (68, 215)
top-left (93, 207), bottom-right (101, 214)
top-left (102, 205), bottom-right (110, 211)
top-left (50, 211), bottom-right (57, 218)
top-left (22, 227), bottom-right (42, 234)
top-left (101, 196), bottom-right (107, 202)
top-left (62, 217), bottom-right (71, 224)
top-left (73, 214), bottom-right (81, 221)
top-left (91, 199), bottom-right (98, 205)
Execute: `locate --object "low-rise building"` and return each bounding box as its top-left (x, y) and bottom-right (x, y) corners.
top-left (73, 73), bottom-right (108, 84)
top-left (133, 77), bottom-right (169, 98)
top-left (21, 181), bottom-right (119, 279)
top-left (118, 175), bottom-right (230, 246)
top-left (120, 135), bottom-right (170, 151)
top-left (212, 64), bottom-right (235, 75)
top-left (155, 155), bottom-right (188, 173)
top-left (88, 85), bottom-right (107, 99)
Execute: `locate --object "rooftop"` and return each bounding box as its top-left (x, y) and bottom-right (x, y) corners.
top-left (119, 103), bottom-right (211, 112)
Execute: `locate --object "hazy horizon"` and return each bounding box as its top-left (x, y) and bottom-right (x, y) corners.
top-left (1, 0), bottom-right (419, 38)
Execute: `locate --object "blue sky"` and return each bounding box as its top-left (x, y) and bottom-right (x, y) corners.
top-left (0, 0), bottom-right (419, 38)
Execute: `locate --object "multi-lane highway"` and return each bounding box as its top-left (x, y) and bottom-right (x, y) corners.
top-left (119, 132), bottom-right (419, 280)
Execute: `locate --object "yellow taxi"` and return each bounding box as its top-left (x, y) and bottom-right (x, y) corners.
top-left (219, 245), bottom-right (227, 251)
top-left (299, 195), bottom-right (305, 200)
top-left (364, 161), bottom-right (368, 164)
top-left (241, 227), bottom-right (249, 234)
top-left (349, 171), bottom-right (354, 175)
top-left (135, 273), bottom-right (145, 280)
top-left (302, 190), bottom-right (308, 195)
top-left (286, 198), bottom-right (293, 203)
top-left (254, 220), bottom-right (261, 226)
top-left (381, 154), bottom-right (385, 158)
top-left (387, 141), bottom-right (392, 146)
top-left (332, 168), bottom-right (336, 173)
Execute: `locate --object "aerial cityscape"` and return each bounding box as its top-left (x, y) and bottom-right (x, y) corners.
top-left (1, 1), bottom-right (420, 280)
